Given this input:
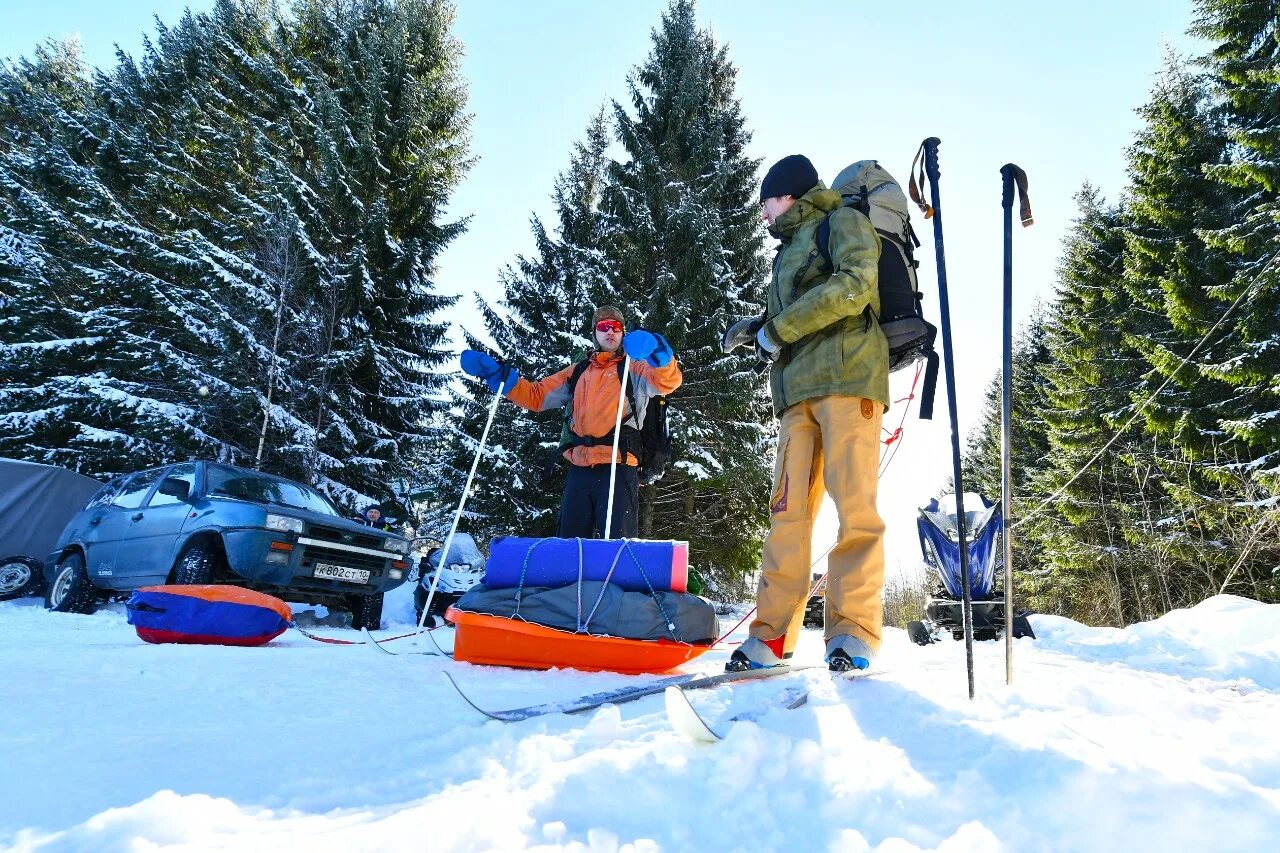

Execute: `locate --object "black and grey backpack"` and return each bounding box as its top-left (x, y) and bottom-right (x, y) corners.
top-left (815, 160), bottom-right (938, 419)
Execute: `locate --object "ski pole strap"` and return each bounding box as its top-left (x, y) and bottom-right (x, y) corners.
top-left (1000, 163), bottom-right (1034, 227)
top-left (909, 140), bottom-right (936, 219)
top-left (919, 349), bottom-right (939, 420)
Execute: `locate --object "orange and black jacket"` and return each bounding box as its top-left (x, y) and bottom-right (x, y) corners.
top-left (506, 350), bottom-right (682, 467)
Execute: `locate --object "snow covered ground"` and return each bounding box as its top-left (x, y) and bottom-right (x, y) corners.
top-left (3, 588), bottom-right (1278, 852)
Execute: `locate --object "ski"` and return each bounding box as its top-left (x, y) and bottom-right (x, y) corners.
top-left (664, 668), bottom-right (884, 743)
top-left (665, 684), bottom-right (809, 743)
top-left (444, 663), bottom-right (819, 723)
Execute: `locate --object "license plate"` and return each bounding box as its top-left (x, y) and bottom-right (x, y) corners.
top-left (313, 563), bottom-right (370, 584)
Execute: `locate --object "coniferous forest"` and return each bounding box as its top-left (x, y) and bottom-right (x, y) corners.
top-left (2, 0), bottom-right (1277, 621)
top-left (961, 1), bottom-right (1280, 624)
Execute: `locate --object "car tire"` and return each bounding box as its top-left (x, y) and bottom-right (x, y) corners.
top-left (350, 592), bottom-right (384, 631)
top-left (45, 552), bottom-right (99, 614)
top-left (174, 542), bottom-right (215, 585)
top-left (0, 556), bottom-right (45, 601)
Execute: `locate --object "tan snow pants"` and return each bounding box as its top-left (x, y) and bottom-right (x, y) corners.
top-left (749, 394), bottom-right (885, 654)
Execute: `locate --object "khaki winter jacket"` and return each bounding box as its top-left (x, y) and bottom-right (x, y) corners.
top-left (762, 183), bottom-right (889, 417)
top-left (507, 350), bottom-right (682, 467)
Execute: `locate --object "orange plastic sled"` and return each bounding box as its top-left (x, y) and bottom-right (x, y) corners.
top-left (447, 608), bottom-right (713, 674)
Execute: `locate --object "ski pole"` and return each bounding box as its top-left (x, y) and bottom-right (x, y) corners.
top-left (416, 369), bottom-right (507, 635)
top-left (603, 355), bottom-right (632, 538)
top-left (1000, 163), bottom-right (1033, 685)
top-left (913, 136), bottom-right (975, 700)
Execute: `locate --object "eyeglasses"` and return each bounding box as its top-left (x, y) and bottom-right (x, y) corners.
top-left (595, 319), bottom-right (623, 334)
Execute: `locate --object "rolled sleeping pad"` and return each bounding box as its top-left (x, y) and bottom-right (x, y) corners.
top-left (126, 585), bottom-right (292, 646)
top-left (482, 537), bottom-right (688, 594)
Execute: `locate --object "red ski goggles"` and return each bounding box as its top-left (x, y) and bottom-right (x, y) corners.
top-left (595, 319), bottom-right (624, 334)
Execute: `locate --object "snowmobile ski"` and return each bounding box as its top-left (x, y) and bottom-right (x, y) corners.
top-left (665, 668), bottom-right (884, 743)
top-left (444, 663), bottom-right (818, 723)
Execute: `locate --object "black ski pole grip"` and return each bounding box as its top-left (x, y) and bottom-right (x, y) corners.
top-left (923, 137), bottom-right (941, 183)
top-left (1000, 163), bottom-right (1034, 227)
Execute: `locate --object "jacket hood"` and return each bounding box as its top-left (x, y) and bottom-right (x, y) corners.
top-left (773, 183), bottom-right (841, 240)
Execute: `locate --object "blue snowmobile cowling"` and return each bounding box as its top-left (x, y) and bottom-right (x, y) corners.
top-left (917, 494), bottom-right (1002, 601)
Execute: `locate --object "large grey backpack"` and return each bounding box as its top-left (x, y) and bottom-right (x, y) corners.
top-left (816, 160), bottom-right (938, 419)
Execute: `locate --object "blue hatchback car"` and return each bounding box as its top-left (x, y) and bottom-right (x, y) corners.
top-left (44, 460), bottom-right (411, 629)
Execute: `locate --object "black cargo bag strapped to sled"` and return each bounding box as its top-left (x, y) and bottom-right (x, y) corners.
top-left (816, 160), bottom-right (939, 419)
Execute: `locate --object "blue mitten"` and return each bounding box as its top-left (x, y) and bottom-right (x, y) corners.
top-left (623, 329), bottom-right (674, 368)
top-left (460, 350), bottom-right (518, 393)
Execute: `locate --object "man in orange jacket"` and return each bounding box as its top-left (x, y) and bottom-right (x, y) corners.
top-left (459, 306), bottom-right (681, 538)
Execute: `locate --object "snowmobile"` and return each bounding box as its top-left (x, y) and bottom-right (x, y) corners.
top-left (907, 492), bottom-right (1035, 646)
top-left (802, 573), bottom-right (825, 628)
top-left (413, 532), bottom-right (486, 625)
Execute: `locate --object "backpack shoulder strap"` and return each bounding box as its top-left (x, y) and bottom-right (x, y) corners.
top-left (566, 358), bottom-right (592, 396)
top-left (566, 357), bottom-right (641, 428)
top-left (816, 212), bottom-right (834, 271)
top-left (818, 185), bottom-right (879, 272)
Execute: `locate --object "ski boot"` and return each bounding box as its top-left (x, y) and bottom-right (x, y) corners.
top-left (725, 635), bottom-right (787, 672)
top-left (825, 634), bottom-right (873, 672)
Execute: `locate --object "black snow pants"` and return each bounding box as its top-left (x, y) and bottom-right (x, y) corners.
top-left (557, 463), bottom-right (639, 539)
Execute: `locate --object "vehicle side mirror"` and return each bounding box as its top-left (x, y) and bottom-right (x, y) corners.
top-left (158, 478), bottom-right (191, 501)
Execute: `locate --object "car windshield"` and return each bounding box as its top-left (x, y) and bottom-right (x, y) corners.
top-left (205, 465), bottom-right (341, 517)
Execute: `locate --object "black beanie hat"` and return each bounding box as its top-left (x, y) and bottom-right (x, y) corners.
top-left (760, 154), bottom-right (819, 202)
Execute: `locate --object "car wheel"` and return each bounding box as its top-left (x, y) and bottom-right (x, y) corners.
top-left (0, 556), bottom-right (45, 601)
top-left (350, 592), bottom-right (384, 631)
top-left (45, 552), bottom-right (99, 614)
top-left (174, 542), bottom-right (215, 585)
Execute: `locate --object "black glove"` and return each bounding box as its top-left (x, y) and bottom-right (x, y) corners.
top-left (720, 316), bottom-right (763, 353)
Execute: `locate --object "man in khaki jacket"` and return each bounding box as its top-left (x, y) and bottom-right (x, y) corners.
top-left (721, 154), bottom-right (888, 672)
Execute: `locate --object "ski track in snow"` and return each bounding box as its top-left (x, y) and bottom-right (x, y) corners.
top-left (2, 590), bottom-right (1278, 852)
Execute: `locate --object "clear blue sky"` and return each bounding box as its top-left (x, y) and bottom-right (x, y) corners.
top-left (3, 1), bottom-right (1205, 574)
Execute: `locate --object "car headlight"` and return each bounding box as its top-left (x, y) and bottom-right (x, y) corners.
top-left (385, 537), bottom-right (409, 555)
top-left (265, 514), bottom-right (303, 534)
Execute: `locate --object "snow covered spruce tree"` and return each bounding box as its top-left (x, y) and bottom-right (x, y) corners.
top-left (1186, 0), bottom-right (1280, 602)
top-left (0, 40), bottom-right (239, 476)
top-left (433, 1), bottom-right (770, 591)
top-left (598, 0), bottom-right (772, 590)
top-left (1195, 2), bottom-right (1280, 467)
top-left (282, 0), bottom-right (469, 508)
top-left (1117, 56), bottom-right (1280, 606)
top-left (431, 113), bottom-right (613, 541)
top-left (1025, 190), bottom-right (1159, 624)
top-left (0, 0), bottom-right (469, 514)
